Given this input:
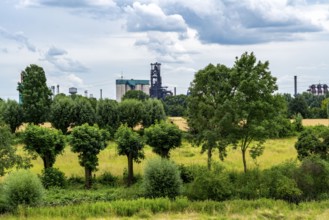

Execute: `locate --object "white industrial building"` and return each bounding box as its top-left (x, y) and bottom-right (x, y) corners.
top-left (116, 79), bottom-right (150, 102)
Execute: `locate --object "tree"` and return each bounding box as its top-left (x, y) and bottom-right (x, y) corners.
top-left (144, 121), bottom-right (182, 158)
top-left (0, 124), bottom-right (25, 176)
top-left (230, 52), bottom-right (282, 172)
top-left (17, 64), bottom-right (52, 124)
top-left (22, 125), bottom-right (65, 169)
top-left (115, 124), bottom-right (144, 186)
top-left (163, 94), bottom-right (188, 116)
top-left (122, 90), bottom-right (149, 101)
top-left (142, 99), bottom-right (166, 128)
top-left (295, 129), bottom-right (329, 160)
top-left (69, 124), bottom-right (109, 189)
top-left (188, 63), bottom-right (234, 170)
top-left (118, 99), bottom-right (145, 128)
top-left (288, 95), bottom-right (309, 118)
top-left (49, 95), bottom-right (75, 134)
top-left (72, 96), bottom-right (96, 126)
top-left (96, 98), bottom-right (119, 135)
top-left (2, 100), bottom-right (24, 133)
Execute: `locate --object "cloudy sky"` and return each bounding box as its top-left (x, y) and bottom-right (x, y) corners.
top-left (1, 0), bottom-right (329, 100)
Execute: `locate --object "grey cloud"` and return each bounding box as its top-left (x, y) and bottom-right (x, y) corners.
top-left (44, 46), bottom-right (88, 73)
top-left (1, 48), bottom-right (8, 53)
top-left (135, 32), bottom-right (191, 63)
top-left (0, 27), bottom-right (36, 52)
top-left (168, 1), bottom-right (323, 45)
top-left (125, 2), bottom-right (187, 33)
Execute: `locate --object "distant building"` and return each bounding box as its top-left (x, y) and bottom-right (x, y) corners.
top-left (116, 79), bottom-right (150, 102)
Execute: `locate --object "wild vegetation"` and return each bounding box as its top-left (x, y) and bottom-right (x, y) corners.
top-left (1, 53), bottom-right (329, 219)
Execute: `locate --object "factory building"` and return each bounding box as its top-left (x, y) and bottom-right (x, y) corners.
top-left (116, 79), bottom-right (150, 102)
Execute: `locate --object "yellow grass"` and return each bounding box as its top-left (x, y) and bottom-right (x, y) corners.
top-left (14, 136), bottom-right (297, 179)
top-left (302, 119), bottom-right (329, 126)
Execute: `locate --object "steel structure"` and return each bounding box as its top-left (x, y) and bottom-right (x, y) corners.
top-left (307, 84), bottom-right (329, 95)
top-left (149, 62), bottom-right (172, 99)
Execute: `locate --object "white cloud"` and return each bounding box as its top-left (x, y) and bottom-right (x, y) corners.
top-left (125, 2), bottom-right (187, 32)
top-left (0, 27), bottom-right (36, 52)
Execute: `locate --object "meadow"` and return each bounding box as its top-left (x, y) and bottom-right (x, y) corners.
top-left (2, 119), bottom-right (329, 219)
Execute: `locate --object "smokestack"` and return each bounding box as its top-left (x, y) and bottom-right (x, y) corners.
top-left (57, 85), bottom-right (60, 94)
top-left (85, 90), bottom-right (88, 97)
top-left (174, 87), bottom-right (176, 96)
top-left (294, 76), bottom-right (297, 96)
top-left (100, 89), bottom-right (103, 100)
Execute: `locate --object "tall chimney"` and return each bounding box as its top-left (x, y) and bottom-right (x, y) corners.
top-left (57, 85), bottom-right (60, 95)
top-left (100, 89), bottom-right (103, 100)
top-left (294, 76), bottom-right (297, 96)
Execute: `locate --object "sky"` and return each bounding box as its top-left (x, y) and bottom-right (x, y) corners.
top-left (1, 0), bottom-right (329, 100)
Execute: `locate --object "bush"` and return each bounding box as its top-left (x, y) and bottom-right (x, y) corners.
top-left (40, 168), bottom-right (67, 189)
top-left (143, 158), bottom-right (182, 199)
top-left (2, 169), bottom-right (44, 209)
top-left (178, 164), bottom-right (194, 183)
top-left (187, 168), bottom-right (232, 201)
top-left (295, 156), bottom-right (329, 200)
top-left (97, 171), bottom-right (118, 187)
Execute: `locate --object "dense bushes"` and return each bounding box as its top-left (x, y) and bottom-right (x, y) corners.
top-left (143, 158), bottom-right (182, 199)
top-left (2, 169), bottom-right (44, 209)
top-left (40, 168), bottom-right (67, 189)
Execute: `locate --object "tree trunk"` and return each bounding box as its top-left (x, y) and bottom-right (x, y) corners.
top-left (85, 167), bottom-right (92, 189)
top-left (42, 155), bottom-right (52, 169)
top-left (207, 147), bottom-right (212, 170)
top-left (242, 148), bottom-right (247, 173)
top-left (127, 152), bottom-right (134, 187)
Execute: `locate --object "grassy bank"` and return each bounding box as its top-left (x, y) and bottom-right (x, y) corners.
top-left (2, 197), bottom-right (329, 219)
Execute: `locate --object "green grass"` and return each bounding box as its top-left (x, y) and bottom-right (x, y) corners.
top-left (2, 197), bottom-right (329, 219)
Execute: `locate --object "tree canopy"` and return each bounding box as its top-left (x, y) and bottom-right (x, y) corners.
top-left (142, 99), bottom-right (166, 128)
top-left (69, 124), bottom-right (109, 189)
top-left (118, 99), bottom-right (145, 128)
top-left (144, 120), bottom-right (182, 158)
top-left (22, 125), bottom-right (66, 169)
top-left (122, 90), bottom-right (149, 101)
top-left (188, 52), bottom-right (283, 172)
top-left (17, 64), bottom-right (52, 124)
top-left (2, 100), bottom-right (24, 133)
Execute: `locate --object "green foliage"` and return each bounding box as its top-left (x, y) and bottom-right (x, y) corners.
top-left (49, 95), bottom-right (75, 134)
top-left (2, 99), bottom-right (24, 133)
top-left (2, 169), bottom-right (44, 209)
top-left (163, 94), bottom-right (188, 117)
top-left (295, 156), bottom-right (329, 200)
top-left (142, 98), bottom-right (166, 127)
top-left (293, 113), bottom-right (304, 132)
top-left (178, 164), bottom-right (194, 183)
top-left (186, 167), bottom-right (232, 201)
top-left (288, 94), bottom-right (309, 118)
top-left (97, 171), bottom-right (118, 187)
top-left (40, 168), bottom-right (67, 189)
top-left (143, 158), bottom-right (182, 199)
top-left (96, 98), bottom-right (119, 135)
top-left (115, 124), bottom-right (144, 186)
top-left (69, 124), bottom-right (109, 189)
top-left (0, 124), bottom-right (18, 176)
top-left (144, 120), bottom-right (182, 158)
top-left (22, 124), bottom-right (65, 169)
top-left (295, 128), bottom-right (329, 160)
top-left (72, 96), bottom-right (96, 126)
top-left (17, 64), bottom-right (52, 124)
top-left (118, 99), bottom-right (145, 128)
top-left (122, 90), bottom-right (149, 101)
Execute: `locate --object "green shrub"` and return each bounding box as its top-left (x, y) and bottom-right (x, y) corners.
top-left (67, 175), bottom-right (85, 186)
top-left (187, 169), bottom-right (232, 201)
top-left (97, 171), bottom-right (118, 187)
top-left (295, 156), bottom-right (329, 200)
top-left (143, 158), bottom-right (182, 199)
top-left (2, 169), bottom-right (44, 209)
top-left (40, 168), bottom-right (67, 189)
top-left (178, 164), bottom-right (194, 183)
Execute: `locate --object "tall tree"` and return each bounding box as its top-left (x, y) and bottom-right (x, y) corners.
top-left (230, 52), bottom-right (282, 172)
top-left (22, 125), bottom-right (65, 169)
top-left (17, 64), bottom-right (52, 124)
top-left (188, 63), bottom-right (234, 170)
top-left (118, 99), bottom-right (145, 128)
top-left (142, 99), bottom-right (166, 128)
top-left (144, 120), bottom-right (182, 158)
top-left (115, 124), bottom-right (144, 186)
top-left (49, 95), bottom-right (75, 134)
top-left (96, 98), bottom-right (119, 135)
top-left (70, 124), bottom-right (109, 189)
top-left (2, 99), bottom-right (24, 133)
